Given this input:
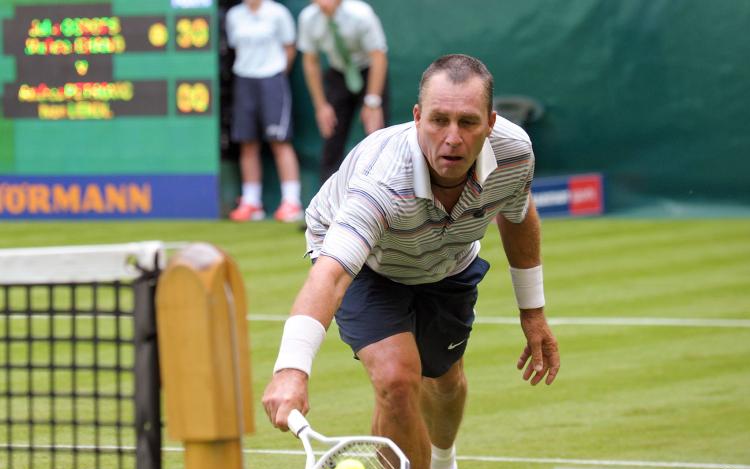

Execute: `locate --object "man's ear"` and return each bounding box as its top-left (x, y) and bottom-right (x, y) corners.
top-left (488, 110), bottom-right (497, 132)
top-left (413, 104), bottom-right (421, 124)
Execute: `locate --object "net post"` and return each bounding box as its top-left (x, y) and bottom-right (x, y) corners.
top-left (155, 243), bottom-right (254, 469)
top-left (133, 267), bottom-right (163, 469)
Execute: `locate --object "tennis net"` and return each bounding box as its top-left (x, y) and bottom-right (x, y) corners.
top-left (0, 242), bottom-right (164, 469)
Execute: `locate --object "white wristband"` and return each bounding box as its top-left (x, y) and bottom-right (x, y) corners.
top-left (509, 265), bottom-right (545, 309)
top-left (273, 315), bottom-right (326, 376)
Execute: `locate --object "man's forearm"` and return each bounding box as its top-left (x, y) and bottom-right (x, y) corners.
top-left (366, 50), bottom-right (387, 98)
top-left (302, 53), bottom-right (328, 109)
top-left (284, 44), bottom-right (297, 74)
top-left (497, 198), bottom-right (542, 268)
top-left (498, 199), bottom-right (545, 311)
top-left (273, 256), bottom-right (353, 376)
top-left (289, 256), bottom-right (352, 328)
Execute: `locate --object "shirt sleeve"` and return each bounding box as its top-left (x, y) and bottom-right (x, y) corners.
top-left (278, 5), bottom-right (296, 45)
top-left (319, 176), bottom-right (391, 277)
top-left (296, 9), bottom-right (315, 53)
top-left (225, 9), bottom-right (237, 48)
top-left (499, 151), bottom-right (535, 223)
top-left (360, 5), bottom-right (387, 53)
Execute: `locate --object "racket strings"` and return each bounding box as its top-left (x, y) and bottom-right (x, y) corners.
top-left (323, 441), bottom-right (400, 469)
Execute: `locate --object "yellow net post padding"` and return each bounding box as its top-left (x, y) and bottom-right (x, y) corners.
top-left (156, 243), bottom-right (254, 469)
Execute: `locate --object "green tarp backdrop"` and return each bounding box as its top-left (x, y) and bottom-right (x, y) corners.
top-left (269, 0), bottom-right (749, 216)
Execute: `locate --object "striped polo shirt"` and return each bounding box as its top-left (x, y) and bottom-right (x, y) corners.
top-left (305, 117), bottom-right (535, 285)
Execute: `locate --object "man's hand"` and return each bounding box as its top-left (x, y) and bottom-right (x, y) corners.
top-left (360, 105), bottom-right (384, 135)
top-left (262, 368), bottom-right (310, 431)
top-left (517, 309), bottom-right (560, 385)
top-left (315, 103), bottom-right (337, 138)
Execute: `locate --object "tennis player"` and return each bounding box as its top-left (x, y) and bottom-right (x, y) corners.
top-left (263, 54), bottom-right (560, 469)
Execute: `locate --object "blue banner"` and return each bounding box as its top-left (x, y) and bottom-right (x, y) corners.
top-left (0, 174), bottom-right (218, 219)
top-left (532, 173), bottom-right (605, 217)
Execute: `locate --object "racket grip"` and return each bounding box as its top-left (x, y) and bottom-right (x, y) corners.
top-left (287, 409), bottom-right (310, 437)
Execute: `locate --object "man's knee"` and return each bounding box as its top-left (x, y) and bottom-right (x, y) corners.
top-left (371, 365), bottom-right (422, 414)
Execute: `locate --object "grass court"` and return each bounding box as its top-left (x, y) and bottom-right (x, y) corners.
top-left (1, 217), bottom-right (748, 469)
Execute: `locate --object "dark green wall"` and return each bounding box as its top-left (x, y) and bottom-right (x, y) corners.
top-left (261, 0), bottom-right (749, 215)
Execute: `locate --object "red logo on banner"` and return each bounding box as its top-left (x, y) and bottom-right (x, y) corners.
top-left (569, 174), bottom-right (604, 215)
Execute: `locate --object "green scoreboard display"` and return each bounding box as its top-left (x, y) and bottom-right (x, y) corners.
top-left (0, 0), bottom-right (219, 219)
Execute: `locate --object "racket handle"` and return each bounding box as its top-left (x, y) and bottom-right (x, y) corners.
top-left (287, 409), bottom-right (310, 437)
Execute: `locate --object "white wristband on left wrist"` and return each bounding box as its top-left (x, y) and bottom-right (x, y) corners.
top-left (509, 265), bottom-right (545, 310)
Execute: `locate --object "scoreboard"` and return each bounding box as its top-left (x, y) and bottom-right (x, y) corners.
top-left (0, 0), bottom-right (219, 219)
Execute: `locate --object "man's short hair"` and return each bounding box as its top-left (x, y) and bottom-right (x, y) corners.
top-left (418, 54), bottom-right (494, 115)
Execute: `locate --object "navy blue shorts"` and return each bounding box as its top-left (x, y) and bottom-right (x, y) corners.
top-left (231, 72), bottom-right (293, 143)
top-left (334, 256), bottom-right (490, 378)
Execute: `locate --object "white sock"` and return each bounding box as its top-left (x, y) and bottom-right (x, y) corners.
top-left (241, 182), bottom-right (262, 206)
top-left (430, 444), bottom-right (457, 469)
top-left (280, 180), bottom-right (301, 205)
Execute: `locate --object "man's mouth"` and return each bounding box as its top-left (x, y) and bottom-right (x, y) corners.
top-left (443, 155), bottom-right (463, 162)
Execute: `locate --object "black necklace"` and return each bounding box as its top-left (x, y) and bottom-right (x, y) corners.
top-left (432, 176), bottom-right (467, 190)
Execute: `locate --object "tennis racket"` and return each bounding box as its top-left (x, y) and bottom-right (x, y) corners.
top-left (287, 409), bottom-right (410, 469)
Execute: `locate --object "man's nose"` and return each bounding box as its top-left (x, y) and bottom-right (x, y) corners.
top-left (444, 124), bottom-right (461, 147)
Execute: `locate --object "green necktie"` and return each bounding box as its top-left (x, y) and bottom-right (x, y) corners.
top-left (328, 17), bottom-right (363, 94)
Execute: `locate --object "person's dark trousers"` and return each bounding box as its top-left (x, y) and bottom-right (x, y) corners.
top-left (320, 67), bottom-right (390, 184)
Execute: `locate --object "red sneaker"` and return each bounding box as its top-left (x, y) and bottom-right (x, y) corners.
top-left (229, 202), bottom-right (265, 221)
top-left (273, 201), bottom-right (304, 223)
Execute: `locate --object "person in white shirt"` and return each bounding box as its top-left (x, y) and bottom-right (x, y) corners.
top-left (262, 54), bottom-right (561, 469)
top-left (297, 0), bottom-right (389, 184)
top-left (226, 0), bottom-right (303, 222)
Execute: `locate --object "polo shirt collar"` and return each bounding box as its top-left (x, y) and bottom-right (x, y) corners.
top-left (409, 125), bottom-right (497, 199)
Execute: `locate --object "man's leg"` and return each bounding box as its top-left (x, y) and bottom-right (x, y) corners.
top-left (239, 141), bottom-right (262, 186)
top-left (320, 69), bottom-right (357, 183)
top-left (411, 257), bottom-right (491, 468)
top-left (357, 332), bottom-right (431, 469)
top-left (421, 360), bottom-right (466, 469)
top-left (269, 141), bottom-right (303, 222)
top-left (257, 73), bottom-right (302, 220)
top-left (229, 141), bottom-right (267, 221)
top-left (269, 141), bottom-right (300, 184)
top-left (229, 75), bottom-right (266, 220)
top-left (238, 141), bottom-right (263, 209)
top-left (259, 73), bottom-right (298, 189)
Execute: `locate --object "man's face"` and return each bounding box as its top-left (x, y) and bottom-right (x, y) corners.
top-left (414, 72), bottom-right (496, 186)
top-left (315, 0), bottom-right (341, 17)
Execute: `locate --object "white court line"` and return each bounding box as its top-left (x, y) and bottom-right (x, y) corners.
top-left (554, 467), bottom-right (612, 469)
top-left (250, 314), bottom-right (750, 328)
top-left (456, 455), bottom-right (750, 469)
top-left (8, 445), bottom-right (747, 469)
